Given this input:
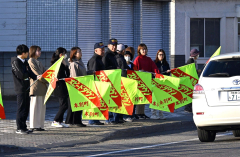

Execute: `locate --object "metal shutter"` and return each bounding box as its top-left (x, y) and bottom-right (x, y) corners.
top-left (110, 0), bottom-right (134, 47)
top-left (78, 0), bottom-right (102, 67)
top-left (142, 0), bottom-right (163, 61)
top-left (162, 2), bottom-right (171, 63)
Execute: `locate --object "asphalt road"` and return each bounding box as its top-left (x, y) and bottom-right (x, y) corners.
top-left (5, 127), bottom-right (240, 157)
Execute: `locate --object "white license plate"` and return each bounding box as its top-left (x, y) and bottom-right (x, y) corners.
top-left (228, 91), bottom-right (240, 101)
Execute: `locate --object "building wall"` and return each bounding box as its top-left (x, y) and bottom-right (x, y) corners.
top-left (0, 0), bottom-right (27, 51)
top-left (0, 0), bottom-right (27, 96)
top-left (171, 0), bottom-right (240, 68)
top-left (0, 0), bottom-right (171, 96)
top-left (27, 0), bottom-right (77, 51)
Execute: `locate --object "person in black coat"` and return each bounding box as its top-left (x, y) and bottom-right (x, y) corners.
top-left (87, 43), bottom-right (105, 73)
top-left (11, 44), bottom-right (37, 134)
top-left (154, 49), bottom-right (171, 76)
top-left (116, 44), bottom-right (130, 77)
top-left (51, 47), bottom-right (70, 128)
top-left (185, 49), bottom-right (200, 113)
top-left (102, 38), bottom-right (119, 70)
top-left (102, 39), bottom-right (121, 125)
top-left (186, 49), bottom-right (200, 74)
top-left (87, 42), bottom-right (105, 125)
top-left (114, 44), bottom-right (131, 123)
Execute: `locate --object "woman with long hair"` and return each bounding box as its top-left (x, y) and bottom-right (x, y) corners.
top-left (153, 49), bottom-right (171, 120)
top-left (65, 47), bottom-right (86, 127)
top-left (51, 47), bottom-right (70, 128)
top-left (133, 43), bottom-right (160, 120)
top-left (154, 49), bottom-right (170, 75)
top-left (28, 46), bottom-right (48, 131)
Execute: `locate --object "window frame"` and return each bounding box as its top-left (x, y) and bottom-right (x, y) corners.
top-left (190, 18), bottom-right (220, 58)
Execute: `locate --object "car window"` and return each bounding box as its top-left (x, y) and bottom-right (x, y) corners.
top-left (203, 58), bottom-right (240, 77)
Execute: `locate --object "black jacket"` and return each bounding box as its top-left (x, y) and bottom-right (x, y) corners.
top-left (115, 53), bottom-right (130, 77)
top-left (155, 60), bottom-right (170, 76)
top-left (87, 53), bottom-right (105, 72)
top-left (54, 63), bottom-right (70, 97)
top-left (102, 48), bottom-right (119, 70)
top-left (128, 62), bottom-right (135, 70)
top-left (186, 58), bottom-right (195, 65)
top-left (11, 57), bottom-right (37, 94)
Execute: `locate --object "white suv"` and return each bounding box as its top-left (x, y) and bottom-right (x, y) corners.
top-left (193, 52), bottom-right (240, 142)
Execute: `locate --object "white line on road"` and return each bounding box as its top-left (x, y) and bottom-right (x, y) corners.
top-left (86, 132), bottom-right (232, 157)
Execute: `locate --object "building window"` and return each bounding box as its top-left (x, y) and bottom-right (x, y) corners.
top-left (190, 18), bottom-right (220, 57)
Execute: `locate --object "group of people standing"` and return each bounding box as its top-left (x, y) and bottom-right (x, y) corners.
top-left (11, 38), bottom-right (175, 134)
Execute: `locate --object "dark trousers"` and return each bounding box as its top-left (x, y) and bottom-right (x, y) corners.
top-left (54, 95), bottom-right (69, 123)
top-left (16, 93), bottom-right (30, 130)
top-left (185, 103), bottom-right (192, 111)
top-left (106, 112), bottom-right (119, 123)
top-left (65, 99), bottom-right (83, 124)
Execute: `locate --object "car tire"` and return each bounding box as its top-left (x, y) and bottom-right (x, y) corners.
top-left (197, 127), bottom-right (216, 142)
top-left (232, 130), bottom-right (240, 137)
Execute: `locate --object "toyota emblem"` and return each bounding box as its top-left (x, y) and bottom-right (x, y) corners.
top-left (232, 79), bottom-right (240, 85)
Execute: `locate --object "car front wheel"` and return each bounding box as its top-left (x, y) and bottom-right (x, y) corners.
top-left (232, 130), bottom-right (240, 137)
top-left (197, 127), bottom-right (216, 142)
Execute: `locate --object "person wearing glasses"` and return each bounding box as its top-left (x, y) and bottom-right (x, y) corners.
top-left (153, 49), bottom-right (171, 120)
top-left (154, 49), bottom-right (171, 76)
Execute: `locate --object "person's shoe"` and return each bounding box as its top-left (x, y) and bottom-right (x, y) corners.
top-left (27, 129), bottom-right (33, 133)
top-left (138, 114), bottom-right (145, 119)
top-left (143, 114), bottom-right (150, 119)
top-left (158, 111), bottom-right (166, 120)
top-left (118, 119), bottom-right (124, 123)
top-left (104, 121), bottom-right (117, 125)
top-left (150, 115), bottom-right (160, 120)
top-left (159, 115), bottom-right (166, 120)
top-left (23, 128), bottom-right (33, 133)
top-left (104, 121), bottom-right (110, 125)
top-left (61, 123), bottom-right (69, 128)
top-left (35, 128), bottom-right (45, 131)
top-left (16, 130), bottom-right (28, 135)
top-left (139, 114), bottom-right (150, 119)
top-left (184, 109), bottom-right (192, 113)
top-left (30, 128), bottom-right (45, 131)
top-left (76, 123), bottom-right (87, 127)
top-left (123, 118), bottom-right (133, 122)
top-left (90, 122), bottom-right (104, 125)
top-left (51, 121), bottom-right (63, 128)
top-left (134, 115), bottom-right (139, 119)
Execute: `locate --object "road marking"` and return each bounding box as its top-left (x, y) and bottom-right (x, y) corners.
top-left (87, 132), bottom-right (232, 157)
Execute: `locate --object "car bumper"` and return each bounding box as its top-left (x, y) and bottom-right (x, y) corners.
top-left (193, 94), bottom-right (240, 128)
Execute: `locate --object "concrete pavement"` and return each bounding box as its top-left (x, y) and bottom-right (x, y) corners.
top-left (0, 97), bottom-right (195, 154)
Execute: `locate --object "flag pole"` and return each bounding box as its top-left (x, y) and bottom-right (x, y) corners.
top-left (26, 78), bottom-right (39, 91)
